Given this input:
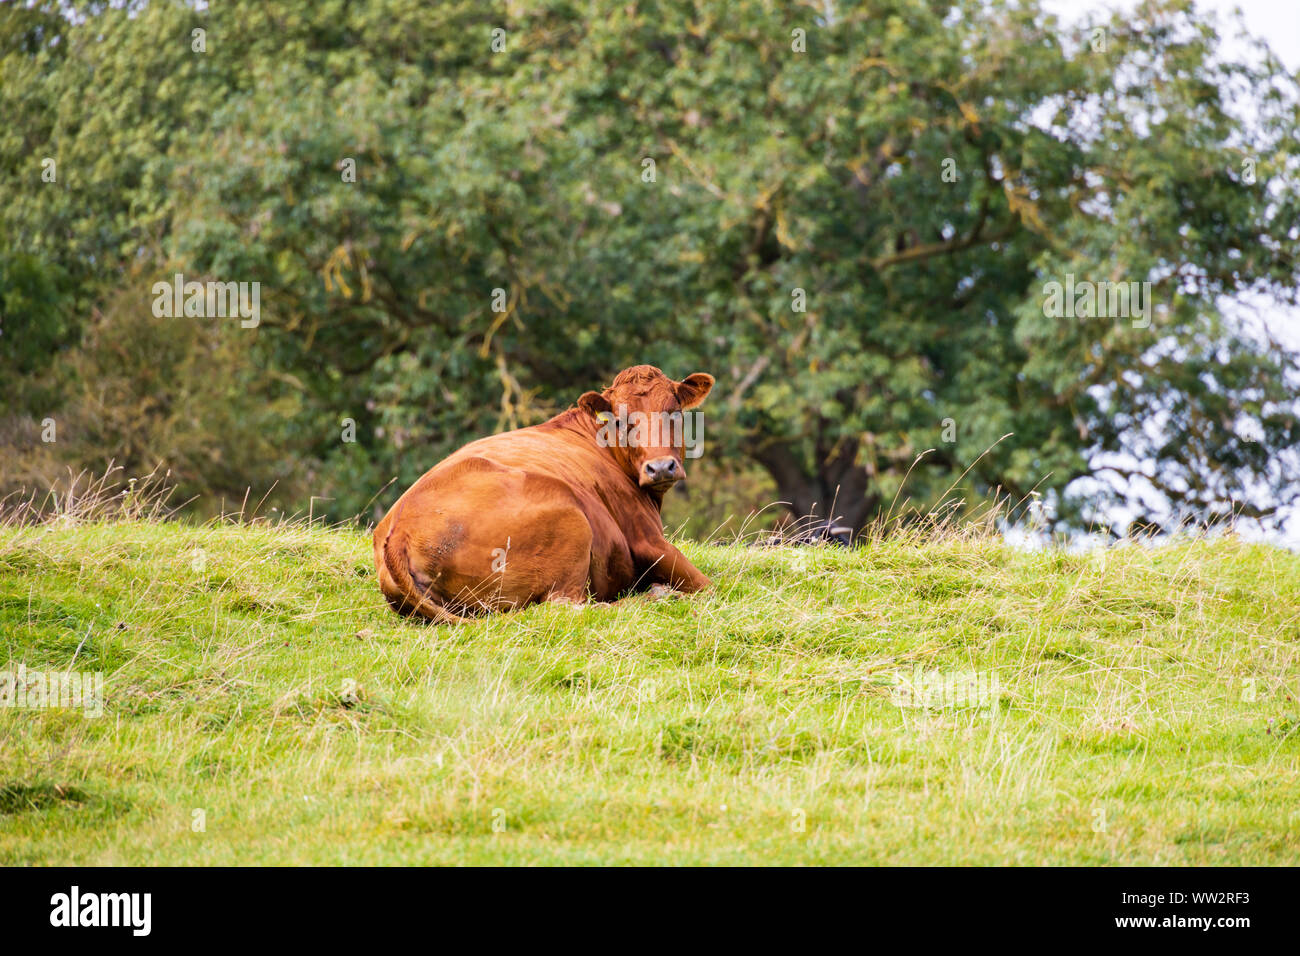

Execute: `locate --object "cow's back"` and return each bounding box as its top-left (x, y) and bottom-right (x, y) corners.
top-left (374, 420), bottom-right (643, 611)
top-left (440, 424), bottom-right (616, 494)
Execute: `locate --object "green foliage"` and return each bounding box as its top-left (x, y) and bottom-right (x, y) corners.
top-left (0, 252), bottom-right (73, 412)
top-left (0, 284), bottom-right (302, 516)
top-left (2, 0), bottom-right (1297, 532)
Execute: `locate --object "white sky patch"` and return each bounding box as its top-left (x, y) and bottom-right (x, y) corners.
top-left (1034, 0), bottom-right (1300, 549)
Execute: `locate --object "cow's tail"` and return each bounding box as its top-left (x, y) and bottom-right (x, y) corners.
top-left (379, 509), bottom-right (468, 626)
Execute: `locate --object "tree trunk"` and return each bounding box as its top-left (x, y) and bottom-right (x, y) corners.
top-left (753, 439), bottom-right (881, 538)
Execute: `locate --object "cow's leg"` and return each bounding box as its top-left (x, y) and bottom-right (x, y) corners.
top-left (476, 496), bottom-right (593, 609)
top-left (539, 522), bottom-right (594, 605)
top-left (632, 539), bottom-right (711, 593)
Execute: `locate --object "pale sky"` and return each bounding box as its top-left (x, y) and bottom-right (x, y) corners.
top-left (1042, 0), bottom-right (1300, 73)
top-left (1043, 1), bottom-right (1299, 547)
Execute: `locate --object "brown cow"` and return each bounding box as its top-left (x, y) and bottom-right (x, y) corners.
top-left (373, 365), bottom-right (715, 622)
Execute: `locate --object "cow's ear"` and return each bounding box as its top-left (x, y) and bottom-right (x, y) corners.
top-left (675, 373), bottom-right (715, 409)
top-left (578, 391), bottom-right (613, 418)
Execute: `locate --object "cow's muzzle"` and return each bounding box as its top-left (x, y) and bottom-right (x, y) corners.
top-left (640, 456), bottom-right (683, 488)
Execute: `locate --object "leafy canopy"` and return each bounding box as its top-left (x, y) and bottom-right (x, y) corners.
top-left (2, 0), bottom-right (1297, 532)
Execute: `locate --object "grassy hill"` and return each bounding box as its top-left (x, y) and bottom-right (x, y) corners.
top-left (1, 513), bottom-right (1298, 865)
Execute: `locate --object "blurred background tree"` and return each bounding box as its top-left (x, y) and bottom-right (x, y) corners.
top-left (2, 0), bottom-right (1297, 538)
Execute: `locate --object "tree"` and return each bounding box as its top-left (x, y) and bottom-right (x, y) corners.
top-left (3, 0), bottom-right (1297, 534)
top-left (546, 0), bottom-right (1300, 533)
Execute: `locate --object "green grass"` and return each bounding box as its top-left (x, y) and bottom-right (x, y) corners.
top-left (1, 515), bottom-right (1298, 864)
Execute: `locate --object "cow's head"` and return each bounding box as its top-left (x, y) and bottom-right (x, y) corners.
top-left (577, 365), bottom-right (714, 493)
